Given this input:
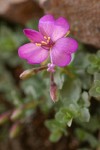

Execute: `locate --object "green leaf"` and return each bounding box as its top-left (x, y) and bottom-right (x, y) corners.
top-left (49, 131), bottom-right (62, 142)
top-left (88, 55), bottom-right (98, 63)
top-left (89, 73), bottom-right (100, 99)
top-left (76, 128), bottom-right (98, 148)
top-left (54, 71), bottom-right (65, 89)
top-left (87, 51), bottom-right (100, 74)
top-left (55, 109), bottom-right (72, 125)
top-left (79, 108), bottom-right (90, 122)
top-left (80, 92), bottom-right (90, 107)
top-left (45, 119), bottom-right (66, 133)
top-left (61, 78), bottom-right (81, 103)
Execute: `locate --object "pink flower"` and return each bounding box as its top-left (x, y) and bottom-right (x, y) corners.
top-left (18, 15), bottom-right (78, 69)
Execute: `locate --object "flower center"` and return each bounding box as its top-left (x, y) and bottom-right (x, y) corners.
top-left (35, 36), bottom-right (54, 50)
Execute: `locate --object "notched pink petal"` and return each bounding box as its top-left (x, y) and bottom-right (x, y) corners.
top-left (18, 43), bottom-right (49, 64)
top-left (51, 52), bottom-right (71, 67)
top-left (51, 17), bottom-right (70, 42)
top-left (63, 37), bottom-right (78, 53)
top-left (23, 29), bottom-right (44, 43)
top-left (39, 14), bottom-right (54, 22)
top-left (38, 14), bottom-right (55, 37)
top-left (28, 49), bottom-right (49, 64)
top-left (51, 45), bottom-right (72, 67)
top-left (18, 43), bottom-right (36, 59)
top-left (53, 37), bottom-right (78, 54)
top-left (56, 17), bottom-right (70, 30)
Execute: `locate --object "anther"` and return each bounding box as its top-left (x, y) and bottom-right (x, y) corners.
top-left (47, 37), bottom-right (50, 43)
top-left (48, 37), bottom-right (50, 40)
top-left (44, 36), bottom-right (47, 39)
top-left (36, 43), bottom-right (41, 46)
top-left (41, 41), bottom-right (47, 45)
top-left (47, 40), bottom-right (49, 43)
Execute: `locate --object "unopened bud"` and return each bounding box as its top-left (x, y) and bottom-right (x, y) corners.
top-left (9, 123), bottom-right (22, 138)
top-left (20, 66), bottom-right (47, 80)
top-left (20, 69), bottom-right (35, 79)
top-left (0, 112), bottom-right (10, 125)
top-left (50, 82), bottom-right (58, 102)
top-left (11, 108), bottom-right (23, 121)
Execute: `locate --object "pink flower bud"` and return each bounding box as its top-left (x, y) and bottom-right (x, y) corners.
top-left (50, 82), bottom-right (58, 102)
top-left (20, 66), bottom-right (47, 80)
top-left (47, 63), bottom-right (55, 72)
top-left (9, 123), bottom-right (22, 138)
top-left (20, 69), bottom-right (35, 79)
top-left (0, 112), bottom-right (10, 125)
top-left (11, 108), bottom-right (23, 121)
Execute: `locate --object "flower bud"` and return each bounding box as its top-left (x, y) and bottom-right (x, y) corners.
top-left (20, 69), bottom-right (35, 79)
top-left (20, 66), bottom-right (47, 80)
top-left (9, 123), bottom-right (22, 138)
top-left (0, 112), bottom-right (10, 125)
top-left (50, 82), bottom-right (58, 102)
top-left (11, 108), bottom-right (23, 121)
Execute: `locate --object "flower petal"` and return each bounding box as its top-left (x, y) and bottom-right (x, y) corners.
top-left (28, 49), bottom-right (49, 64)
top-left (38, 14), bottom-right (55, 37)
top-left (51, 46), bottom-right (72, 67)
top-left (53, 37), bottom-right (78, 54)
top-left (23, 29), bottom-right (44, 43)
top-left (18, 43), bottom-right (49, 64)
top-left (51, 17), bottom-right (70, 42)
